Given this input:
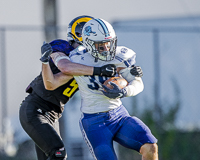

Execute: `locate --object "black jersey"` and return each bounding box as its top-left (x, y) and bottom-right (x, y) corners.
top-left (26, 39), bottom-right (78, 113)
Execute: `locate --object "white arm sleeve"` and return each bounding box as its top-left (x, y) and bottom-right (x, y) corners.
top-left (124, 77), bottom-right (144, 97)
top-left (119, 67), bottom-right (135, 82)
top-left (51, 52), bottom-right (70, 67)
top-left (54, 56), bottom-right (70, 67)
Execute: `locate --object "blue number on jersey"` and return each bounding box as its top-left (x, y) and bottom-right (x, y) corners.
top-left (86, 76), bottom-right (108, 90)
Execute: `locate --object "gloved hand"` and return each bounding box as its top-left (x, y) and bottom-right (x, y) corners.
top-left (40, 42), bottom-right (53, 63)
top-left (102, 82), bottom-right (127, 99)
top-left (130, 65), bottom-right (143, 77)
top-left (93, 64), bottom-right (116, 77)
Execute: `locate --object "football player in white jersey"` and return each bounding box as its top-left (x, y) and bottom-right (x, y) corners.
top-left (42, 18), bottom-right (158, 160)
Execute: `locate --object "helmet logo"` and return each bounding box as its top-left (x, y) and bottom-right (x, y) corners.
top-left (84, 26), bottom-right (97, 36)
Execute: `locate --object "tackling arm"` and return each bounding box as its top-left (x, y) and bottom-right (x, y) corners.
top-left (40, 42), bottom-right (73, 90)
top-left (40, 42), bottom-right (116, 90)
top-left (51, 52), bottom-right (116, 77)
top-left (51, 52), bottom-right (94, 76)
top-left (42, 63), bottom-right (73, 90)
top-left (41, 42), bottom-right (116, 77)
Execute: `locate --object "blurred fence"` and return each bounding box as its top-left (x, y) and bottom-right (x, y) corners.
top-left (0, 22), bottom-right (200, 159)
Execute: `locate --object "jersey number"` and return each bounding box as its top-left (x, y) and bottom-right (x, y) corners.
top-left (87, 75), bottom-right (108, 90)
top-left (63, 79), bottom-right (78, 97)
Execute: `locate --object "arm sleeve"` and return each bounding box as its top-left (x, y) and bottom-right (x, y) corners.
top-left (124, 77), bottom-right (144, 97)
top-left (119, 67), bottom-right (135, 82)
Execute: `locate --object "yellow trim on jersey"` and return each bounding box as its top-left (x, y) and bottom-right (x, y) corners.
top-left (71, 17), bottom-right (93, 42)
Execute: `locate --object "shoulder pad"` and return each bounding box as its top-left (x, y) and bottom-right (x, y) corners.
top-left (115, 46), bottom-right (136, 67)
top-left (69, 45), bottom-right (87, 58)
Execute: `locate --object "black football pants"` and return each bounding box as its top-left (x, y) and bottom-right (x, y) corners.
top-left (19, 93), bottom-right (65, 160)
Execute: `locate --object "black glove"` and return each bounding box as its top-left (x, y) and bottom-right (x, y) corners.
top-left (130, 66), bottom-right (143, 77)
top-left (93, 64), bottom-right (116, 77)
top-left (102, 82), bottom-right (127, 99)
top-left (40, 42), bottom-right (53, 63)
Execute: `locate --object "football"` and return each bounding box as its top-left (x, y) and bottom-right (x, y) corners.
top-left (103, 77), bottom-right (128, 89)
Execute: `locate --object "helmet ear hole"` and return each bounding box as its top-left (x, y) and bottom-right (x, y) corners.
top-left (76, 32), bottom-right (81, 37)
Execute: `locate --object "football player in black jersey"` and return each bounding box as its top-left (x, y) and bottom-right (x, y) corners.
top-left (19, 15), bottom-right (117, 160)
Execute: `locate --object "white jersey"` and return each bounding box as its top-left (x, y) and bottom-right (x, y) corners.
top-left (69, 45), bottom-right (136, 114)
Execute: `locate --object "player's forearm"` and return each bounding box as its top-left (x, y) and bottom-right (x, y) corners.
top-left (57, 59), bottom-right (94, 76)
top-left (125, 77), bottom-right (144, 97)
top-left (51, 52), bottom-right (93, 76)
top-left (51, 52), bottom-right (116, 77)
top-left (42, 63), bottom-right (57, 90)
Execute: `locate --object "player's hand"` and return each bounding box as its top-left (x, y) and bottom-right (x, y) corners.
top-left (102, 82), bottom-right (127, 99)
top-left (40, 42), bottom-right (53, 63)
top-left (93, 64), bottom-right (116, 77)
top-left (130, 66), bottom-right (143, 77)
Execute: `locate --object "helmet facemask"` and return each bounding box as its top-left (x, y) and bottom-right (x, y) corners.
top-left (86, 37), bottom-right (117, 61)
